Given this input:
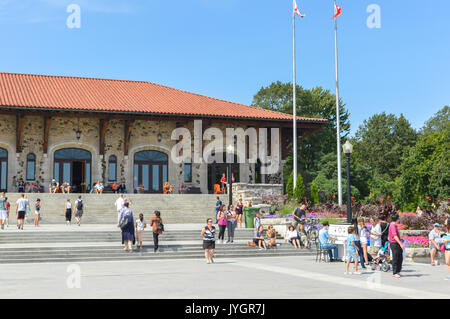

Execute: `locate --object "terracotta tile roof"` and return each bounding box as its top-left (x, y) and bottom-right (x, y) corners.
top-left (0, 73), bottom-right (327, 123)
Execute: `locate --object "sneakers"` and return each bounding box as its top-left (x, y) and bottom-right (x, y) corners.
top-left (344, 272), bottom-right (352, 275)
top-left (393, 274), bottom-right (401, 278)
top-left (206, 259), bottom-right (211, 264)
top-left (353, 271), bottom-right (362, 275)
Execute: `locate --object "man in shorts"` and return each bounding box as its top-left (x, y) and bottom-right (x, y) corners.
top-left (74, 195), bottom-right (84, 226)
top-left (0, 192), bottom-right (7, 230)
top-left (369, 217), bottom-right (382, 257)
top-left (49, 179), bottom-right (59, 193)
top-left (15, 194), bottom-right (28, 230)
top-left (429, 223), bottom-right (443, 266)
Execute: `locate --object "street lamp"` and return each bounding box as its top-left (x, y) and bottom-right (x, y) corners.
top-left (342, 140), bottom-right (353, 223)
top-left (76, 118), bottom-right (81, 140)
top-left (227, 144), bottom-right (234, 207)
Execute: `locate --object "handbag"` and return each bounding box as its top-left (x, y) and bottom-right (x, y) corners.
top-left (120, 217), bottom-right (129, 231)
top-left (158, 222), bottom-right (164, 232)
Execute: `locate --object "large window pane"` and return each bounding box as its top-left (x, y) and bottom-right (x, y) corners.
top-left (0, 161), bottom-right (6, 190)
top-left (134, 150), bottom-right (168, 162)
top-left (142, 165), bottom-right (149, 191)
top-left (133, 164), bottom-right (139, 189)
top-left (54, 162), bottom-right (60, 182)
top-left (86, 163), bottom-right (91, 187)
top-left (108, 163), bottom-right (116, 181)
top-left (152, 165), bottom-right (160, 191)
top-left (26, 161), bottom-right (35, 181)
top-left (63, 163), bottom-right (71, 184)
top-left (163, 165), bottom-right (167, 184)
top-left (55, 148), bottom-right (91, 160)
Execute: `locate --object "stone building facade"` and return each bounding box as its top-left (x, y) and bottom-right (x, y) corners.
top-left (0, 72), bottom-right (326, 193)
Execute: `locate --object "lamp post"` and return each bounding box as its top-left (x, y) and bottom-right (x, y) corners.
top-left (227, 144), bottom-right (234, 207)
top-left (342, 140), bottom-right (353, 223)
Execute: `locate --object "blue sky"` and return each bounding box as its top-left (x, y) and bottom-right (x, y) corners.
top-left (0, 0), bottom-right (448, 135)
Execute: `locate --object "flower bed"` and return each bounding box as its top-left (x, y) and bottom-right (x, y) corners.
top-left (402, 236), bottom-right (429, 248)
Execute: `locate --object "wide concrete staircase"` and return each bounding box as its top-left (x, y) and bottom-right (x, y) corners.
top-left (3, 193), bottom-right (224, 224)
top-left (0, 227), bottom-right (315, 264)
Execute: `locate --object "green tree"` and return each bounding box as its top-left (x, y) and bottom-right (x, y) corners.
top-left (353, 112), bottom-right (417, 180)
top-left (293, 173), bottom-right (305, 202)
top-left (252, 82), bottom-right (350, 185)
top-left (421, 106), bottom-right (449, 136)
top-left (310, 182), bottom-right (319, 205)
top-left (399, 127), bottom-right (450, 209)
top-left (286, 172), bottom-right (294, 197)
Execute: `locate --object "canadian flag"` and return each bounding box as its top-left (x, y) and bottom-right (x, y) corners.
top-left (333, 2), bottom-right (342, 19)
top-left (293, 0), bottom-right (305, 18)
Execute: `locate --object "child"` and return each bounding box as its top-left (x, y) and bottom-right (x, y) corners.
top-left (34, 199), bottom-right (41, 227)
top-left (135, 213), bottom-right (146, 250)
top-left (345, 226), bottom-right (362, 275)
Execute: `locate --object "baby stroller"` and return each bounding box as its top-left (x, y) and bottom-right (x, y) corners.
top-left (370, 242), bottom-right (391, 272)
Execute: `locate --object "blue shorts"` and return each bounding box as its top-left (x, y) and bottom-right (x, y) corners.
top-left (346, 250), bottom-right (358, 262)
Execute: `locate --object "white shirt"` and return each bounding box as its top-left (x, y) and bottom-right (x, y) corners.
top-left (115, 197), bottom-right (124, 211)
top-left (16, 198), bottom-right (28, 211)
top-left (136, 219), bottom-right (146, 231)
top-left (286, 230), bottom-right (298, 240)
top-left (370, 223), bottom-right (382, 247)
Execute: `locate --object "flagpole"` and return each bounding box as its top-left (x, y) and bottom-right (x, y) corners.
top-left (292, 0), bottom-right (298, 188)
top-left (334, 0), bottom-right (343, 206)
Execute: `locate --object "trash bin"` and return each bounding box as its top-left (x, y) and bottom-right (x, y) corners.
top-left (243, 207), bottom-right (260, 229)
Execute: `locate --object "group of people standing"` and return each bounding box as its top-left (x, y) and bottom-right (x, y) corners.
top-left (214, 197), bottom-right (247, 243)
top-left (115, 194), bottom-right (163, 253)
top-left (0, 192), bottom-right (42, 229)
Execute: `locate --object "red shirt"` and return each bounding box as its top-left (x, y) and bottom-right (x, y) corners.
top-left (388, 222), bottom-right (400, 243)
top-left (220, 177), bottom-right (227, 184)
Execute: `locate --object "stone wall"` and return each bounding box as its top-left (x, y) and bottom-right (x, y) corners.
top-left (0, 114), bottom-right (284, 193)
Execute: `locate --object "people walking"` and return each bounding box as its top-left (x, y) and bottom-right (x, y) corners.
top-left (201, 218), bottom-right (216, 264)
top-left (74, 196), bottom-right (84, 226)
top-left (389, 214), bottom-right (405, 278)
top-left (0, 192), bottom-right (7, 230)
top-left (115, 194), bottom-right (125, 224)
top-left (119, 202), bottom-right (135, 252)
top-left (226, 205), bottom-right (237, 243)
top-left (65, 199), bottom-right (73, 225)
top-left (216, 205), bottom-right (227, 244)
top-left (150, 211), bottom-right (163, 252)
top-left (135, 213), bottom-right (146, 250)
top-left (15, 194), bottom-right (28, 230)
top-left (358, 218), bottom-right (370, 266)
top-left (34, 198), bottom-right (41, 227)
top-left (369, 217), bottom-right (382, 258)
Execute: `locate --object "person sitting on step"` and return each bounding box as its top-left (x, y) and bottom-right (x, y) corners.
top-left (94, 181), bottom-right (104, 194)
top-left (49, 179), bottom-right (59, 194)
top-left (60, 181), bottom-right (71, 194)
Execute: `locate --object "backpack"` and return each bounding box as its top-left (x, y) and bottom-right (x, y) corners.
top-left (76, 200), bottom-right (83, 210)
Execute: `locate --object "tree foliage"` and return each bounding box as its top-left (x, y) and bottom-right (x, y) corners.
top-left (293, 173), bottom-right (306, 202)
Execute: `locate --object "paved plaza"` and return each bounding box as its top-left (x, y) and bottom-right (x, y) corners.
top-left (1, 255), bottom-right (448, 299)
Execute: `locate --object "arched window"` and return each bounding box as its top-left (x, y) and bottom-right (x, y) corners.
top-left (26, 153), bottom-right (36, 181)
top-left (108, 155), bottom-right (117, 181)
top-left (133, 150), bottom-right (168, 193)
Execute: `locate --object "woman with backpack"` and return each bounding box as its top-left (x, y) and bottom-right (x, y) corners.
top-left (150, 211), bottom-right (163, 253)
